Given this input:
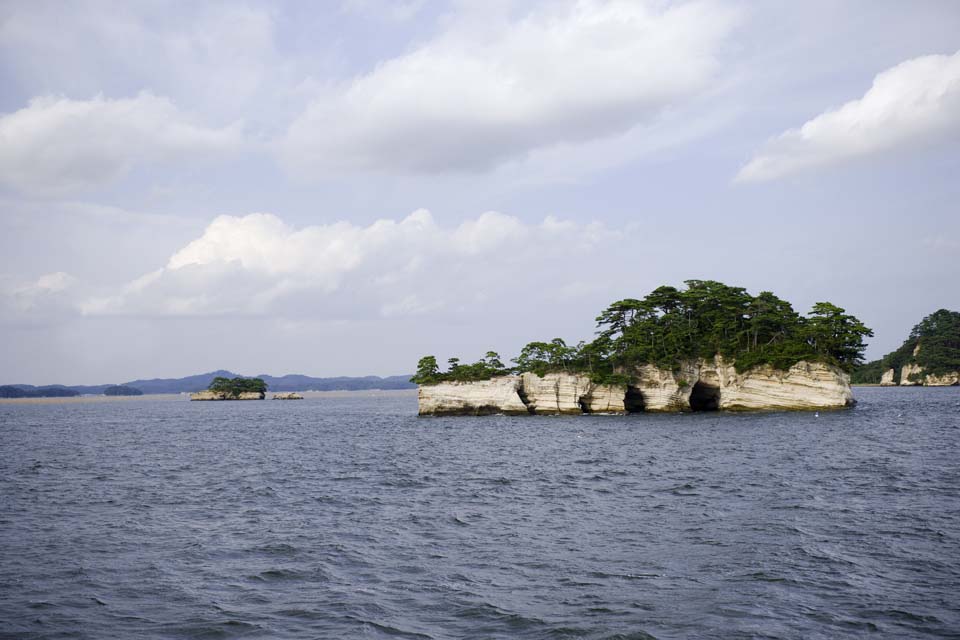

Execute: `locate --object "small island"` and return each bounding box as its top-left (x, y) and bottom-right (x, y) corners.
top-left (413, 280), bottom-right (872, 415)
top-left (273, 392), bottom-right (304, 400)
top-left (104, 385), bottom-right (144, 396)
top-left (852, 309), bottom-right (959, 386)
top-left (190, 376), bottom-right (267, 401)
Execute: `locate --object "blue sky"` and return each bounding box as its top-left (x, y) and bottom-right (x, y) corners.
top-left (1, 0), bottom-right (958, 383)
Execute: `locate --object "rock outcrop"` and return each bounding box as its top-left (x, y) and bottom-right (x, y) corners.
top-left (273, 392), bottom-right (304, 399)
top-left (629, 358), bottom-right (853, 412)
top-left (419, 373), bottom-right (628, 416)
top-left (520, 373), bottom-right (590, 414)
top-left (899, 363), bottom-right (924, 386)
top-left (190, 390), bottom-right (265, 401)
top-left (924, 372), bottom-right (960, 386)
top-left (880, 368), bottom-right (897, 386)
top-left (581, 383), bottom-right (631, 413)
top-left (417, 359), bottom-right (853, 415)
top-left (707, 360), bottom-right (852, 411)
top-left (417, 377), bottom-right (529, 416)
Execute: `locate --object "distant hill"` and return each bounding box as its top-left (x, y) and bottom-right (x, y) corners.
top-left (3, 370), bottom-right (416, 395)
top-left (853, 309), bottom-right (960, 384)
top-left (0, 385), bottom-right (81, 398)
top-left (104, 385), bottom-right (144, 396)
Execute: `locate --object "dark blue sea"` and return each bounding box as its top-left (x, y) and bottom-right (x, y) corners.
top-left (2, 387), bottom-right (959, 639)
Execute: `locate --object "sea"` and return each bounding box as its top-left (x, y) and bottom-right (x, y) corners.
top-left (1, 387), bottom-right (959, 639)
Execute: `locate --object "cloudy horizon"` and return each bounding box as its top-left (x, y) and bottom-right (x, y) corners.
top-left (2, 0), bottom-right (959, 385)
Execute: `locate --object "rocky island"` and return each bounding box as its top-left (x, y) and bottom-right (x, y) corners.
top-left (853, 309), bottom-right (959, 386)
top-left (190, 376), bottom-right (267, 401)
top-left (414, 281), bottom-right (871, 415)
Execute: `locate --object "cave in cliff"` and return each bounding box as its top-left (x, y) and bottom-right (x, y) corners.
top-left (624, 386), bottom-right (645, 413)
top-left (689, 381), bottom-right (720, 411)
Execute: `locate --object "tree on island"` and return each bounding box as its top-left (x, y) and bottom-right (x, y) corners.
top-left (853, 308), bottom-right (960, 383)
top-left (412, 280), bottom-right (873, 386)
top-left (208, 376), bottom-right (268, 397)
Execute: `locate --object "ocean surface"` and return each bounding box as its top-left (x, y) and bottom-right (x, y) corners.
top-left (1, 387), bottom-right (959, 639)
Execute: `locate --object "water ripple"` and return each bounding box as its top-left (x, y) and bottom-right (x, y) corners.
top-left (1, 387), bottom-right (959, 638)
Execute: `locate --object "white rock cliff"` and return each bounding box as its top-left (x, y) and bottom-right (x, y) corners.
top-left (880, 368), bottom-right (897, 386)
top-left (630, 358), bottom-right (852, 412)
top-left (417, 359), bottom-right (853, 415)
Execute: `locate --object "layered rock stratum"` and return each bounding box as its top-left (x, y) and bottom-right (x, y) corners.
top-left (418, 359), bottom-right (853, 415)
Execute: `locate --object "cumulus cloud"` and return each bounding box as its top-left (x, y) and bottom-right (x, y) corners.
top-left (279, 0), bottom-right (737, 175)
top-left (736, 50), bottom-right (960, 182)
top-left (81, 209), bottom-right (620, 317)
top-left (0, 92), bottom-right (244, 193)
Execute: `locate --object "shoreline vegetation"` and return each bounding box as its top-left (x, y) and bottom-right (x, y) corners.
top-left (413, 280), bottom-right (872, 386)
top-left (851, 309), bottom-right (960, 385)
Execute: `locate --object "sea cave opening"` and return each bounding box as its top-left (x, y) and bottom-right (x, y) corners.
top-left (689, 381), bottom-right (720, 411)
top-left (625, 386), bottom-right (645, 413)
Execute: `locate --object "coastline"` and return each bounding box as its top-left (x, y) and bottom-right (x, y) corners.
top-left (0, 388), bottom-right (417, 405)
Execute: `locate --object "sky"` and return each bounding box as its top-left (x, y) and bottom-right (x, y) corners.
top-left (1, 0), bottom-right (959, 384)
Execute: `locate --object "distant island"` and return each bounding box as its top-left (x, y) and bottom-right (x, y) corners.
top-left (0, 385), bottom-right (80, 399)
top-left (852, 309), bottom-right (959, 386)
top-left (1, 370), bottom-right (416, 396)
top-left (104, 385), bottom-right (143, 396)
top-left (414, 280), bottom-right (872, 415)
top-left (191, 376), bottom-right (267, 401)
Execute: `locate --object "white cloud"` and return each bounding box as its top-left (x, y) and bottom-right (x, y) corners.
top-left (0, 92), bottom-right (244, 193)
top-left (0, 271), bottom-right (78, 322)
top-left (81, 209), bottom-right (621, 317)
top-left (280, 0), bottom-right (737, 176)
top-left (736, 50), bottom-right (960, 182)
top-left (0, 3), bottom-right (285, 119)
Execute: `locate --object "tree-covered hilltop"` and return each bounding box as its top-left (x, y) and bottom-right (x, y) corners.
top-left (104, 385), bottom-right (144, 396)
top-left (207, 376), bottom-right (268, 397)
top-left (853, 309), bottom-right (960, 383)
top-left (412, 280), bottom-right (872, 385)
top-left (0, 385), bottom-right (81, 398)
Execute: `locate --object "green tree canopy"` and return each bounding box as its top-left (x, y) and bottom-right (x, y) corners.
top-left (412, 281), bottom-right (873, 385)
top-left (208, 376), bottom-right (267, 397)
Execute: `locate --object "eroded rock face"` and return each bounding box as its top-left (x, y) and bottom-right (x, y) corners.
top-left (417, 377), bottom-right (529, 416)
top-left (628, 358), bottom-right (853, 412)
top-left (880, 368), bottom-right (897, 386)
top-left (521, 372), bottom-right (591, 414)
top-left (581, 383), bottom-right (629, 413)
top-left (417, 359), bottom-right (854, 415)
top-left (710, 360), bottom-right (853, 411)
top-left (190, 390), bottom-right (265, 400)
top-left (418, 373), bottom-right (628, 416)
top-left (923, 372), bottom-right (959, 386)
top-left (518, 373), bottom-right (629, 414)
top-left (899, 363), bottom-right (924, 386)
top-left (632, 362), bottom-right (700, 412)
